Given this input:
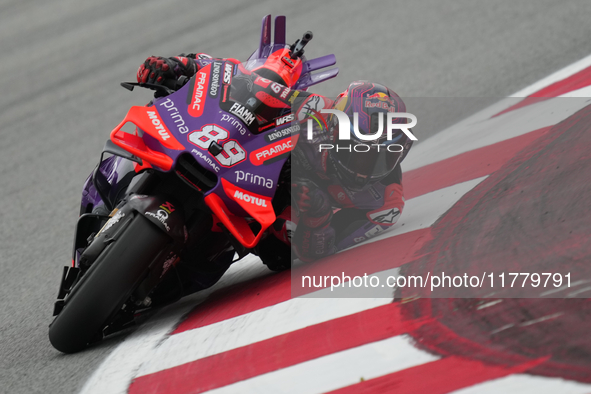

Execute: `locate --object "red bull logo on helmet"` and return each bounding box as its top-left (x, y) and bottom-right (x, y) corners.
top-left (366, 92), bottom-right (390, 101)
top-left (365, 92), bottom-right (397, 111)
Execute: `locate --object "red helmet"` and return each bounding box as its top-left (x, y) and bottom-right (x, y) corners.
top-left (328, 81), bottom-right (414, 190)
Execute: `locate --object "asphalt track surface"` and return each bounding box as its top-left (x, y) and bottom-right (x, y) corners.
top-left (2, 1), bottom-right (591, 393)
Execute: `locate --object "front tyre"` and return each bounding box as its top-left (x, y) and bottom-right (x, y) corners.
top-left (49, 214), bottom-right (170, 353)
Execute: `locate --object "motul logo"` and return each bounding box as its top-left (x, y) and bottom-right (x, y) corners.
top-left (146, 111), bottom-right (170, 140)
top-left (233, 190), bottom-right (268, 207)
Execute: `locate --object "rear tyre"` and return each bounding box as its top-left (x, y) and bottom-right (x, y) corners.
top-left (49, 214), bottom-right (170, 353)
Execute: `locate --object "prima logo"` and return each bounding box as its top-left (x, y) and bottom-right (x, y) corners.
top-left (220, 113), bottom-right (248, 135)
top-left (159, 98), bottom-right (189, 134)
top-left (307, 109), bottom-right (417, 152)
top-left (235, 170), bottom-right (274, 189)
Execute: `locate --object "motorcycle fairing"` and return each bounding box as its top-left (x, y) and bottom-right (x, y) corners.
top-left (102, 15), bottom-right (340, 248)
top-left (204, 178), bottom-right (275, 249)
top-left (110, 106), bottom-right (186, 171)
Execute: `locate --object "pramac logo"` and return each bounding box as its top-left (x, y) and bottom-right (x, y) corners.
top-left (249, 135), bottom-right (299, 166)
top-left (188, 68), bottom-right (210, 117)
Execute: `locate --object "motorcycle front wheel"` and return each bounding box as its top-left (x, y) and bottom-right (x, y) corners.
top-left (49, 213), bottom-right (170, 353)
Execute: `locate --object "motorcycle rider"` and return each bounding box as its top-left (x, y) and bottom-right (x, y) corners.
top-left (136, 54), bottom-right (414, 273)
top-left (265, 81), bottom-right (414, 268)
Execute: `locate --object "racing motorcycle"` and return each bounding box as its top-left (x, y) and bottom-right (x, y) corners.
top-left (48, 15), bottom-right (338, 353)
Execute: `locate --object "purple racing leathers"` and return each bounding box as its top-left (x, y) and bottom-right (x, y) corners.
top-left (290, 84), bottom-right (413, 262)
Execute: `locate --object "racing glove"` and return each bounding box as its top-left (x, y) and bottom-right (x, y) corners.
top-left (292, 179), bottom-right (336, 261)
top-left (136, 56), bottom-right (197, 86)
top-left (293, 222), bottom-right (336, 262)
top-left (292, 178), bottom-right (332, 225)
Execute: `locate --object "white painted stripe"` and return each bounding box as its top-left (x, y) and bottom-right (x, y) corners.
top-left (80, 54), bottom-right (591, 394)
top-left (205, 335), bottom-right (439, 394)
top-left (559, 84), bottom-right (591, 98)
top-left (136, 296), bottom-right (392, 376)
top-left (358, 177), bottom-right (487, 247)
top-left (79, 254), bottom-right (268, 394)
top-left (510, 53), bottom-right (591, 97)
top-left (82, 177), bottom-right (486, 391)
top-left (404, 97), bottom-right (590, 171)
top-left (451, 374), bottom-right (591, 394)
top-left (405, 56), bottom-right (591, 170)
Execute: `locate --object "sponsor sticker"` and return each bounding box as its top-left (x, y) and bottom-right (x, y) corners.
top-left (249, 136), bottom-right (297, 165)
top-left (223, 63), bottom-right (233, 85)
top-left (264, 123), bottom-right (300, 143)
top-left (221, 179), bottom-right (274, 215)
top-left (158, 98), bottom-right (189, 134)
top-left (191, 148), bottom-right (220, 172)
top-left (280, 87), bottom-right (291, 99)
top-left (220, 113), bottom-right (248, 135)
top-left (275, 113), bottom-right (295, 127)
top-left (233, 189), bottom-right (269, 207)
top-left (146, 110), bottom-right (172, 140)
top-left (209, 61), bottom-right (222, 98)
top-left (234, 170), bottom-right (274, 189)
top-left (159, 201), bottom-right (175, 214)
top-left (228, 102), bottom-right (256, 126)
top-left (288, 90), bottom-right (300, 103)
top-left (101, 210), bottom-right (124, 233)
top-left (188, 68), bottom-right (209, 117)
top-left (145, 210), bottom-right (171, 231)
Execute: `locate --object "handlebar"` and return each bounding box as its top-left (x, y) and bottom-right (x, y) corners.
top-left (120, 75), bottom-right (189, 97)
top-left (290, 31), bottom-right (314, 59)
